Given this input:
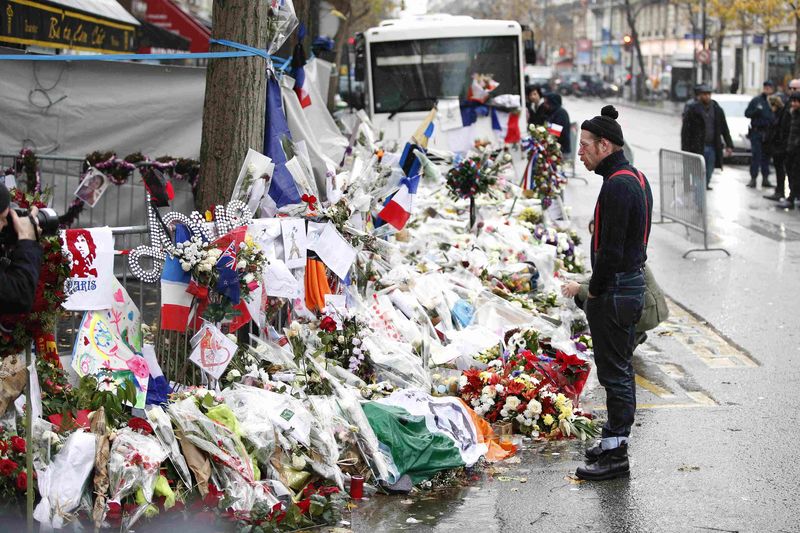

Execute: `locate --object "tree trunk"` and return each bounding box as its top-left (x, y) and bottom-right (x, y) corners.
top-left (716, 22), bottom-right (725, 92)
top-left (328, 11), bottom-right (352, 111)
top-left (197, 0), bottom-right (269, 211)
top-left (623, 0), bottom-right (646, 101)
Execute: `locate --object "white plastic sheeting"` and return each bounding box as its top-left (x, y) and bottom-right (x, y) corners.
top-left (0, 58), bottom-right (205, 157)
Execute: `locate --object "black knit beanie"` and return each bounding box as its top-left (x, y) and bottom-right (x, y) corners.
top-left (0, 183), bottom-right (9, 213)
top-left (581, 105), bottom-right (624, 146)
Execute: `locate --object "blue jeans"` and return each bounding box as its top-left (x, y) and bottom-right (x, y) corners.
top-left (585, 270), bottom-right (646, 438)
top-left (750, 131), bottom-right (770, 181)
top-left (703, 145), bottom-right (715, 186)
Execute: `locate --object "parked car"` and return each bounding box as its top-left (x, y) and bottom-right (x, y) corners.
top-left (713, 93), bottom-right (751, 161)
top-left (555, 72), bottom-right (581, 95)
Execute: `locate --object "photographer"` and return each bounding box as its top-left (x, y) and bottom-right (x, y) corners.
top-left (0, 183), bottom-right (43, 314)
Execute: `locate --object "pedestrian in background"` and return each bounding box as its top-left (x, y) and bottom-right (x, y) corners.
top-left (780, 93), bottom-right (800, 209)
top-left (764, 95), bottom-right (789, 201)
top-left (527, 85), bottom-right (547, 127)
top-left (729, 77), bottom-right (739, 94)
top-left (562, 105), bottom-right (652, 481)
top-left (681, 84), bottom-right (734, 190)
top-left (745, 80), bottom-right (776, 189)
top-left (540, 92), bottom-right (571, 156)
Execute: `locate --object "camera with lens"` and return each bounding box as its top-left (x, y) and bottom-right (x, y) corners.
top-left (0, 202), bottom-right (60, 245)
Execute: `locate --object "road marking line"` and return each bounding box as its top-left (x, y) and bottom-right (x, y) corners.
top-left (635, 374), bottom-right (675, 398)
top-left (660, 298), bottom-right (758, 368)
top-left (685, 391), bottom-right (716, 406)
top-left (587, 403), bottom-right (712, 411)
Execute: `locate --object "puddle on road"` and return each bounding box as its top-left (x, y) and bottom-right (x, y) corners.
top-left (737, 215), bottom-right (800, 241)
top-left (350, 441), bottom-right (581, 531)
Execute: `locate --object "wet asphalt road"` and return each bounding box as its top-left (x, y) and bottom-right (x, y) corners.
top-left (352, 98), bottom-right (800, 532)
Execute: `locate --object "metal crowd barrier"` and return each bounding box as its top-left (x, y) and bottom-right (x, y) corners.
top-left (1, 153), bottom-right (148, 228)
top-left (54, 224), bottom-right (203, 385)
top-left (658, 148), bottom-right (730, 257)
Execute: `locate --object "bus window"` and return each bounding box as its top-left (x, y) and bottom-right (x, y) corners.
top-left (370, 36), bottom-right (519, 114)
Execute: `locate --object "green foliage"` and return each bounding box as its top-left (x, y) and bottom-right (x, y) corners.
top-left (74, 373), bottom-right (138, 428)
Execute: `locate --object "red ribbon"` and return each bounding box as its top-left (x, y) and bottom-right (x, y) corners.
top-left (187, 280), bottom-right (210, 330)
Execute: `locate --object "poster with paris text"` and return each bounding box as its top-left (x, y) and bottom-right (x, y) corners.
top-left (61, 227), bottom-right (116, 311)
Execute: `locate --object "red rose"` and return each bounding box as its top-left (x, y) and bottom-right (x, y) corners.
top-left (0, 440), bottom-right (8, 454)
top-left (296, 498), bottom-right (311, 514)
top-left (15, 471), bottom-right (26, 491)
top-left (127, 417), bottom-right (153, 435)
top-left (0, 458), bottom-right (18, 476)
top-left (203, 483), bottom-right (224, 508)
top-left (319, 316), bottom-right (337, 333)
top-left (10, 436), bottom-right (25, 454)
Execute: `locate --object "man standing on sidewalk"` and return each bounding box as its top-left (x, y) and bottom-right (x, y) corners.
top-left (779, 93), bottom-right (800, 209)
top-left (681, 84), bottom-right (734, 190)
top-left (765, 80), bottom-right (800, 202)
top-left (745, 80), bottom-right (776, 189)
top-left (562, 105), bottom-right (652, 481)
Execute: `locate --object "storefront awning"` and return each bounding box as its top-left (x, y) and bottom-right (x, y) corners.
top-left (143, 0), bottom-right (209, 53)
top-left (0, 0), bottom-right (139, 53)
top-left (137, 19), bottom-right (190, 53)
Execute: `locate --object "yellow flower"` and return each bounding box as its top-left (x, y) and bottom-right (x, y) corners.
top-left (543, 414), bottom-right (555, 426)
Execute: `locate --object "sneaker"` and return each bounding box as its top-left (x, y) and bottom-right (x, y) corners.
top-left (576, 443), bottom-right (630, 481)
top-left (763, 193), bottom-right (783, 201)
top-left (746, 180), bottom-right (757, 188)
top-left (706, 186), bottom-right (713, 191)
top-left (762, 181), bottom-right (775, 188)
top-left (778, 199), bottom-right (795, 209)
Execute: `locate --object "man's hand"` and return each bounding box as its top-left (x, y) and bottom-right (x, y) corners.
top-left (561, 281), bottom-right (581, 298)
top-left (725, 147), bottom-right (733, 157)
top-left (11, 206), bottom-right (39, 241)
top-left (587, 291), bottom-right (597, 299)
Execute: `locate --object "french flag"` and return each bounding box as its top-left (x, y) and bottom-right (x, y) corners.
top-left (265, 75), bottom-right (302, 207)
top-left (161, 224), bottom-right (193, 332)
top-left (547, 122), bottom-right (564, 138)
top-left (378, 174), bottom-right (420, 230)
top-left (291, 41), bottom-right (312, 108)
top-left (491, 108), bottom-right (522, 144)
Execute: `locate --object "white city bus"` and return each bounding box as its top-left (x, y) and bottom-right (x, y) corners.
top-left (354, 15), bottom-right (534, 152)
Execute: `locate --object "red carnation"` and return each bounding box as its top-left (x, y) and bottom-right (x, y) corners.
top-left (10, 436), bottom-right (25, 454)
top-left (319, 316), bottom-right (337, 333)
top-left (15, 471), bottom-right (26, 491)
top-left (0, 458), bottom-right (19, 476)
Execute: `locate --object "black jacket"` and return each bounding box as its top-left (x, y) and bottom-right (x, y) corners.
top-left (0, 240), bottom-right (43, 314)
top-left (787, 107), bottom-right (800, 155)
top-left (542, 93), bottom-right (571, 155)
top-left (589, 150), bottom-right (653, 297)
top-left (745, 93), bottom-right (775, 132)
top-left (765, 105), bottom-right (790, 156)
top-left (680, 100), bottom-right (734, 169)
top-left (528, 103), bottom-right (547, 127)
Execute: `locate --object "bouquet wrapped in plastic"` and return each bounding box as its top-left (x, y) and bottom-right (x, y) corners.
top-left (33, 431), bottom-right (96, 529)
top-left (107, 428), bottom-right (168, 506)
top-left (168, 395), bottom-right (278, 511)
